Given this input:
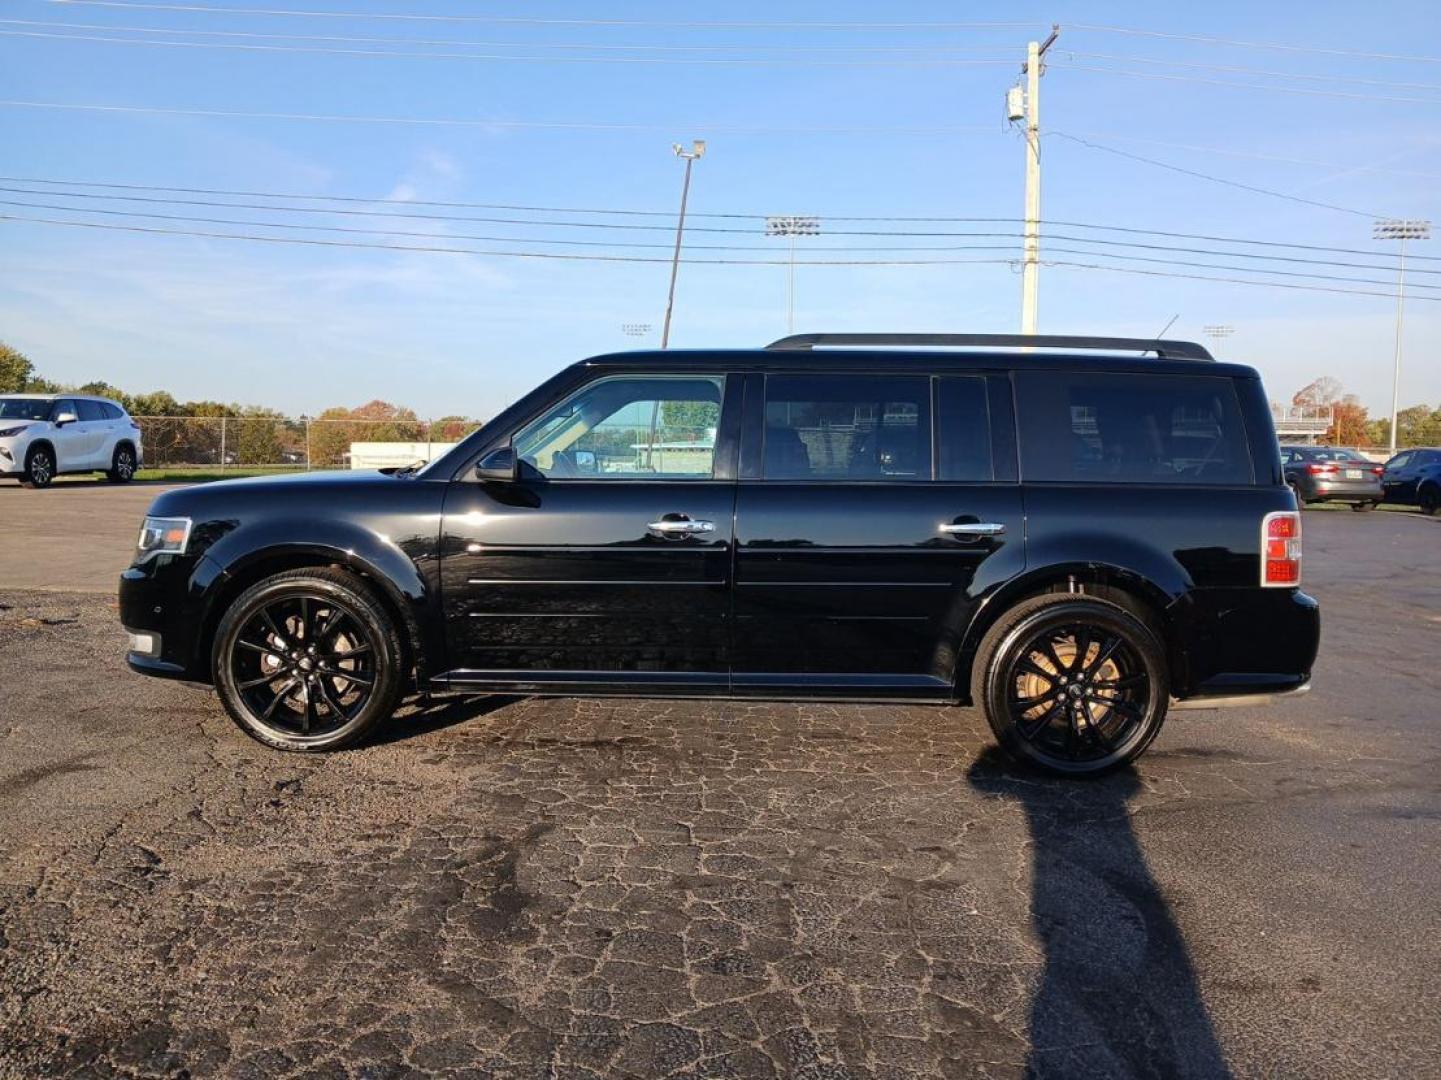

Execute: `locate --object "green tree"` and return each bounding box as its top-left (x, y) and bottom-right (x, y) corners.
top-left (0, 341), bottom-right (34, 392)
top-left (234, 407), bottom-right (285, 465)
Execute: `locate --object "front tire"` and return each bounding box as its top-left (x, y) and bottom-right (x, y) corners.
top-left (973, 595), bottom-right (1169, 776)
top-left (107, 444), bottom-right (137, 483)
top-left (1350, 501), bottom-right (1377, 512)
top-left (1421, 485), bottom-right (1440, 517)
top-left (20, 445), bottom-right (55, 489)
top-left (213, 568), bottom-right (406, 751)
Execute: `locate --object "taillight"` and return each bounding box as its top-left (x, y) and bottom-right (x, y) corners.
top-left (1261, 511), bottom-right (1301, 587)
top-left (1371, 466), bottom-right (1384, 476)
top-left (1305, 462), bottom-right (1336, 475)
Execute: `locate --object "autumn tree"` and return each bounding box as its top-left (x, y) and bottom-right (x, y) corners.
top-left (0, 341), bottom-right (34, 392)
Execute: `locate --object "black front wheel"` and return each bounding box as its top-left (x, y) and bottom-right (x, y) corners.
top-left (974, 595), bottom-right (1169, 775)
top-left (213, 568), bottom-right (406, 751)
top-left (20, 446), bottom-right (55, 489)
top-left (1350, 501), bottom-right (1377, 512)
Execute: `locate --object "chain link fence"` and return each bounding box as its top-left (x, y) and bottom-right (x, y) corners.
top-left (134, 416), bottom-right (484, 470)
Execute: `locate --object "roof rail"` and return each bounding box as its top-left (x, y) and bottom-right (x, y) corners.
top-left (764, 333), bottom-right (1214, 362)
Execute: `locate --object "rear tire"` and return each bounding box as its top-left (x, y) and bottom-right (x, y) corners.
top-left (1420, 485), bottom-right (1440, 517)
top-left (1351, 501), bottom-right (1376, 512)
top-left (1287, 481), bottom-right (1307, 507)
top-left (107, 444), bottom-right (137, 484)
top-left (20, 445), bottom-right (55, 489)
top-left (213, 567), bottom-right (406, 752)
top-left (973, 595), bottom-right (1169, 776)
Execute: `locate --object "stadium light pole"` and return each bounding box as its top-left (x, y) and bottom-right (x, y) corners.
top-left (661, 140), bottom-right (706, 349)
top-left (622, 322), bottom-right (653, 342)
top-left (1374, 218), bottom-right (1431, 455)
top-left (1202, 324), bottom-right (1235, 354)
top-left (765, 216), bottom-right (821, 333)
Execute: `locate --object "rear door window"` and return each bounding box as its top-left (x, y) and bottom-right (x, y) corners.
top-left (1016, 372), bottom-right (1253, 485)
top-left (762, 374), bottom-right (931, 481)
top-left (77, 400), bottom-right (107, 422)
top-left (937, 376), bottom-right (993, 482)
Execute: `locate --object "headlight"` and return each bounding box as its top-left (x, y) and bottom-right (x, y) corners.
top-left (0, 426), bottom-right (27, 438)
top-left (136, 516), bottom-right (192, 562)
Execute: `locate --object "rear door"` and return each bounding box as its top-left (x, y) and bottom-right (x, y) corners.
top-left (75, 399), bottom-right (111, 467)
top-left (730, 371), bottom-right (1024, 698)
top-left (438, 372), bottom-right (740, 694)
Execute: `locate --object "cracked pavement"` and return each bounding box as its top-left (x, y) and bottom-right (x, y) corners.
top-left (1, 506), bottom-right (1439, 1078)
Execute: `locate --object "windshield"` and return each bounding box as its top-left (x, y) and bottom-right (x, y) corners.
top-left (0, 398), bottom-right (53, 422)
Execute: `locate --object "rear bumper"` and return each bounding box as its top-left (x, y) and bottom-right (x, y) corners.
top-left (1172, 680), bottom-right (1310, 710)
top-left (1306, 479), bottom-right (1382, 500)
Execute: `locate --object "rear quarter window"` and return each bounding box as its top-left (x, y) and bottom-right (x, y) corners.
top-left (1016, 372), bottom-right (1253, 485)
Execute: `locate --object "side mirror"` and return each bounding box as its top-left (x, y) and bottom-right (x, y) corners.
top-left (53, 411), bottom-right (78, 426)
top-left (475, 446), bottom-right (516, 481)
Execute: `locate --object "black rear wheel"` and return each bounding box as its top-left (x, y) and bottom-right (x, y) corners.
top-left (213, 568), bottom-right (405, 751)
top-left (974, 595), bottom-right (1169, 775)
top-left (107, 444), bottom-right (137, 483)
top-left (1350, 501), bottom-right (1376, 512)
top-left (1421, 485), bottom-right (1440, 517)
top-left (20, 445), bottom-right (55, 489)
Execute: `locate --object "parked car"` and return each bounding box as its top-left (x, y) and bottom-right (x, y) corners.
top-left (120, 334), bottom-right (1319, 775)
top-left (1279, 445), bottom-right (1383, 510)
top-left (1380, 446), bottom-right (1441, 515)
top-left (0, 394), bottom-right (143, 488)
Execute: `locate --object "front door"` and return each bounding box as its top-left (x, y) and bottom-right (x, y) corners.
top-left (438, 372), bottom-right (739, 694)
top-left (48, 398), bottom-right (92, 472)
top-left (731, 372), bottom-right (1024, 698)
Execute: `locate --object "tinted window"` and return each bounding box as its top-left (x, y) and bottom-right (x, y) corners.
top-left (101, 401), bottom-right (125, 420)
top-left (763, 374), bottom-right (930, 481)
top-left (52, 399), bottom-right (78, 421)
top-left (1016, 372), bottom-right (1252, 485)
top-left (514, 375), bottom-right (723, 479)
top-left (0, 398), bottom-right (54, 421)
top-left (77, 399), bottom-right (107, 422)
top-left (937, 377), bottom-right (993, 481)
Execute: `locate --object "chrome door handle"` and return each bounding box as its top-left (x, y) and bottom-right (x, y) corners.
top-left (940, 522), bottom-right (1006, 537)
top-left (647, 518), bottom-right (716, 536)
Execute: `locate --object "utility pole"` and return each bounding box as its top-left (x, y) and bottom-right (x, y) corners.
top-left (1009, 25), bottom-right (1059, 335)
top-left (765, 216), bottom-right (821, 333)
top-left (661, 140), bottom-right (706, 349)
top-left (1374, 218), bottom-right (1430, 455)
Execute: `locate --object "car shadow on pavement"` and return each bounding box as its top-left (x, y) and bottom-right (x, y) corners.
top-left (967, 748), bottom-right (1231, 1079)
top-left (373, 693), bottom-right (523, 746)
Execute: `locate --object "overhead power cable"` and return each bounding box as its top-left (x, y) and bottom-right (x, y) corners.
top-left (0, 28), bottom-right (1023, 65)
top-left (1047, 131), bottom-right (1383, 219)
top-left (1050, 61), bottom-right (1441, 106)
top-left (8, 195), bottom-right (1439, 287)
top-left (0, 99), bottom-right (997, 136)
top-left (9, 176), bottom-right (1440, 263)
top-left (6, 212), bottom-right (1432, 302)
top-left (1068, 23), bottom-right (1441, 65)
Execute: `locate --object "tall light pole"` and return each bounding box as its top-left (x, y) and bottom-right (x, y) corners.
top-left (765, 216), bottom-right (821, 333)
top-left (622, 322), bottom-right (653, 341)
top-left (1007, 24), bottom-right (1059, 335)
top-left (661, 140), bottom-right (705, 349)
top-left (1374, 218), bottom-right (1431, 455)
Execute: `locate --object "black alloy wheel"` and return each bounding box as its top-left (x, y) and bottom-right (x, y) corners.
top-left (976, 595), bottom-right (1169, 775)
top-left (1421, 486), bottom-right (1440, 517)
top-left (213, 568), bottom-right (404, 751)
top-left (21, 446), bottom-right (55, 489)
top-left (108, 445), bottom-right (136, 483)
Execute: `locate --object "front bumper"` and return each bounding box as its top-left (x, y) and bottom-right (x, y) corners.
top-left (0, 442), bottom-right (25, 474)
top-left (119, 554), bottom-right (217, 681)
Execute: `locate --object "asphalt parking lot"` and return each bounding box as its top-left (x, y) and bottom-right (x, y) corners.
top-left (1, 483), bottom-right (1438, 1079)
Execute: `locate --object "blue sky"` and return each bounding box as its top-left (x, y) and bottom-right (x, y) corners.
top-left (2, 0), bottom-right (1439, 419)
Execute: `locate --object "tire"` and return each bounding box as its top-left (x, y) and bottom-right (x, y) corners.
top-left (107, 443), bottom-right (137, 484)
top-left (1350, 501), bottom-right (1376, 512)
top-left (972, 595), bottom-right (1170, 776)
top-left (20, 445), bottom-right (55, 489)
top-left (1420, 485), bottom-right (1440, 517)
top-left (212, 567), bottom-right (406, 752)
top-left (1287, 481), bottom-right (1307, 508)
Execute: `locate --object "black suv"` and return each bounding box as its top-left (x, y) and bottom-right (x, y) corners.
top-left (120, 334), bottom-right (1319, 774)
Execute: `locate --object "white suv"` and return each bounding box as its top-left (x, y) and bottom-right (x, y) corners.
top-left (0, 394), bottom-right (144, 488)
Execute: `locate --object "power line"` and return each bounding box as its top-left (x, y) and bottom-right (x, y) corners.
top-left (11, 196), bottom-right (1441, 286)
top-left (42, 3), bottom-right (1039, 32)
top-left (1051, 61), bottom-right (1441, 106)
top-left (1048, 131), bottom-right (1383, 219)
top-left (7, 211), bottom-right (1433, 302)
top-left (10, 175), bottom-right (1441, 262)
top-left (0, 99), bottom-right (998, 136)
top-left (0, 28), bottom-right (1023, 65)
top-left (1060, 49), bottom-right (1441, 92)
top-left (0, 19), bottom-right (1026, 54)
top-left (1069, 23), bottom-right (1441, 65)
